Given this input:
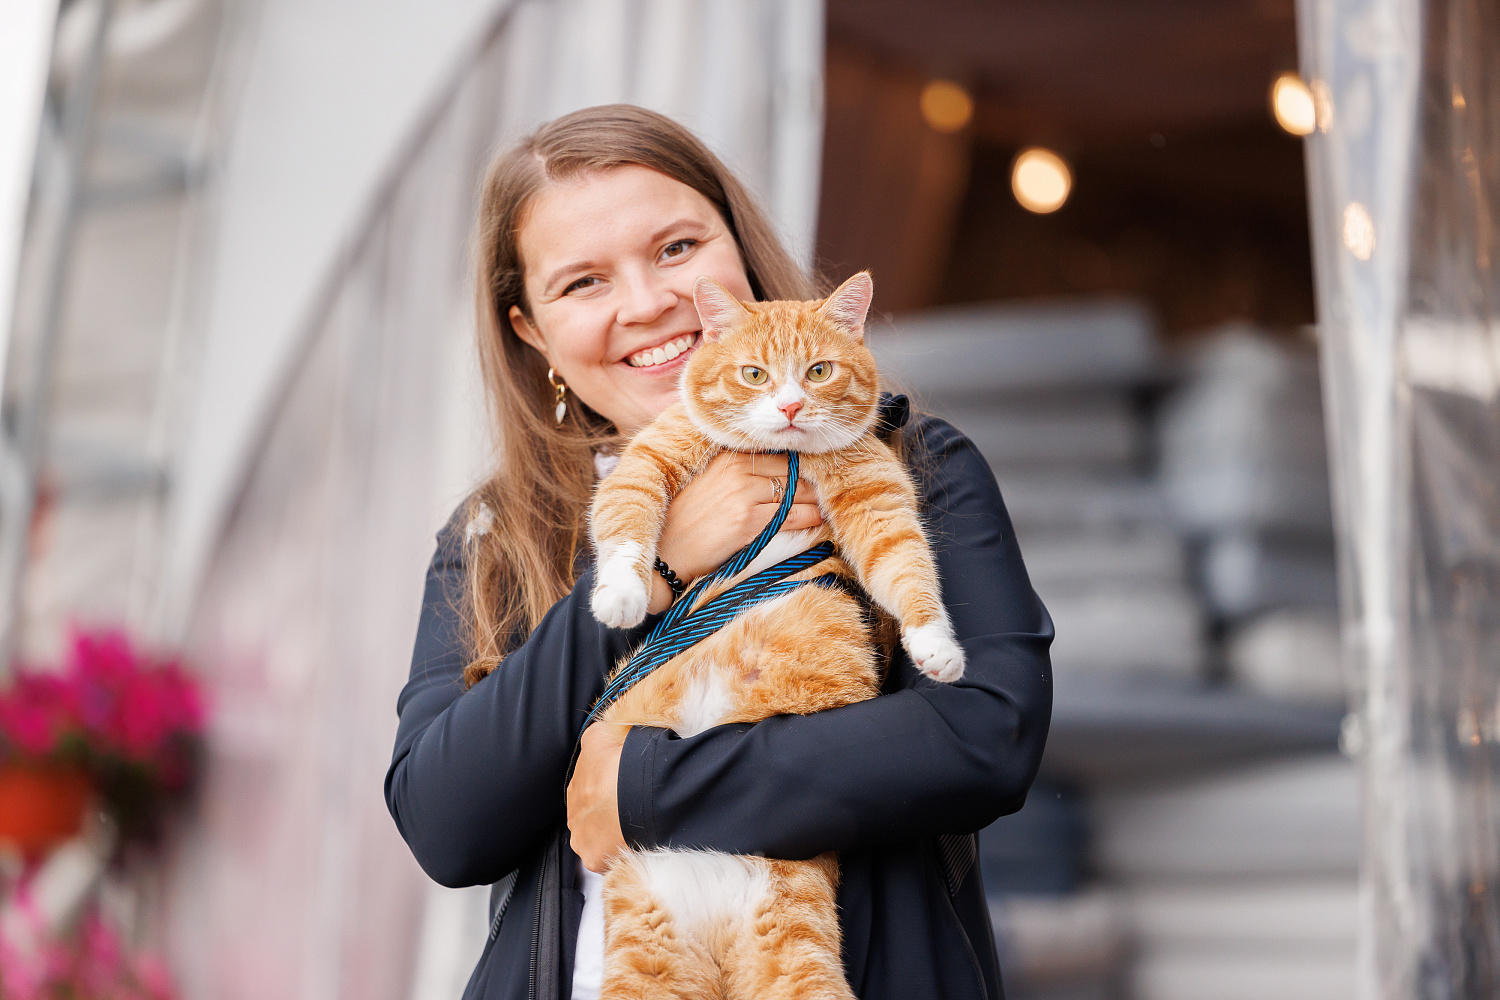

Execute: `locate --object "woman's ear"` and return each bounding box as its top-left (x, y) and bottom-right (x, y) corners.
top-left (694, 275), bottom-right (751, 342)
top-left (816, 271), bottom-right (874, 341)
top-left (509, 305), bottom-right (551, 361)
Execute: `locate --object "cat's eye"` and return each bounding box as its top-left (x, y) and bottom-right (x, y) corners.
top-left (806, 361), bottom-right (833, 382)
top-left (741, 366), bottom-right (768, 385)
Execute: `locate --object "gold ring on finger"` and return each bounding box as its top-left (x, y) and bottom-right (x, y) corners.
top-left (771, 477), bottom-right (785, 502)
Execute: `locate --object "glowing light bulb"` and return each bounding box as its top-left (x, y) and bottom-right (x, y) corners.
top-left (920, 80), bottom-right (973, 133)
top-left (1011, 148), bottom-right (1072, 214)
top-left (1343, 202), bottom-right (1375, 260)
top-left (1272, 73), bottom-right (1316, 136)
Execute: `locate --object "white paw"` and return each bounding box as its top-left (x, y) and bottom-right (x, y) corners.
top-left (904, 623), bottom-right (965, 683)
top-left (592, 553), bottom-right (650, 628)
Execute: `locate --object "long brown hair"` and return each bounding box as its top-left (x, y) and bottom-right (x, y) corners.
top-left (463, 105), bottom-right (816, 686)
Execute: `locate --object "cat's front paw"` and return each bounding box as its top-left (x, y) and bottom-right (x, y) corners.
top-left (592, 552), bottom-right (650, 628)
top-left (903, 623), bottom-right (965, 682)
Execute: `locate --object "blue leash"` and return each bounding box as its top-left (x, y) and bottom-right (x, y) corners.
top-left (580, 451), bottom-right (839, 735)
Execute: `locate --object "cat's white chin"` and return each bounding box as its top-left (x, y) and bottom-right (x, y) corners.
top-left (683, 401), bottom-right (872, 455)
top-left (731, 423), bottom-right (869, 455)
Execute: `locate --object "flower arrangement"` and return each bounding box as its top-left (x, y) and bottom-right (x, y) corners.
top-left (0, 902), bottom-right (178, 1000)
top-left (0, 629), bottom-right (207, 850)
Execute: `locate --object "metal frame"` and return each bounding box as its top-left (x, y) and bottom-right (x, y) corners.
top-left (0, 0), bottom-right (198, 666)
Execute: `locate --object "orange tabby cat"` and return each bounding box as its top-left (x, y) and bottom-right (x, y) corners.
top-left (588, 271), bottom-right (965, 1000)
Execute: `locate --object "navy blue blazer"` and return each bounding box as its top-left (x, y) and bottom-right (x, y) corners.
top-left (385, 407), bottom-right (1054, 1000)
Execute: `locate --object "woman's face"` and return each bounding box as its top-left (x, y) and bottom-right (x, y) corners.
top-left (510, 165), bottom-right (756, 436)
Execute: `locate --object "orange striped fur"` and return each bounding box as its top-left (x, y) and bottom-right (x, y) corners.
top-left (587, 272), bottom-right (964, 999)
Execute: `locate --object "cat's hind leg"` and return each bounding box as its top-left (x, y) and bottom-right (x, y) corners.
top-left (719, 855), bottom-right (854, 1000)
top-left (599, 853), bottom-right (723, 1000)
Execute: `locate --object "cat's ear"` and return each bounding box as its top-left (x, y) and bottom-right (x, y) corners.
top-left (817, 271), bottom-right (874, 341)
top-left (694, 276), bottom-right (751, 342)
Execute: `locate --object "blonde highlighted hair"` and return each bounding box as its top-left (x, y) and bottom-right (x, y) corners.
top-left (463, 105), bottom-right (816, 686)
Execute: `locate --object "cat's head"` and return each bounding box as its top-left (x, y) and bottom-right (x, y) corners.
top-left (681, 272), bottom-right (879, 454)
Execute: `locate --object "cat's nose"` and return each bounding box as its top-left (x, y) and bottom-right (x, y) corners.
top-left (778, 400), bottom-right (802, 422)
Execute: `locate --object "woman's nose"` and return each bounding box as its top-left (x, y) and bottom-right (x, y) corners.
top-left (615, 271), bottom-right (677, 326)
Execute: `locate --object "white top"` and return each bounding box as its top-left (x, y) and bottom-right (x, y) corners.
top-left (575, 448), bottom-right (615, 999)
top-left (571, 861), bottom-right (606, 1000)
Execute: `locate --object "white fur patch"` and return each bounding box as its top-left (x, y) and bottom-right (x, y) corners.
top-left (592, 541), bottom-right (649, 628)
top-left (904, 622), bottom-right (966, 682)
top-left (673, 666), bottom-right (735, 739)
top-left (772, 378), bottom-right (806, 411)
top-left (637, 849), bottom-right (770, 937)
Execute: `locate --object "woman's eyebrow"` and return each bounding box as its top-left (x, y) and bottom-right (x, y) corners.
top-left (542, 259), bottom-right (598, 292)
top-left (648, 218), bottom-right (710, 244)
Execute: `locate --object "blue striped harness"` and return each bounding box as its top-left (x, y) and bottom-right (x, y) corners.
top-left (581, 450), bottom-right (841, 734)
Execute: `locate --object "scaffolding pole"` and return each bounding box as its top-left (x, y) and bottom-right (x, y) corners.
top-left (0, 0), bottom-right (115, 667)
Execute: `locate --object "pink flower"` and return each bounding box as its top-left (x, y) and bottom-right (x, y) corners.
top-left (55, 627), bottom-right (207, 765)
top-left (0, 674), bottom-right (76, 758)
top-left (0, 901), bottom-right (182, 999)
top-left (0, 626), bottom-right (207, 846)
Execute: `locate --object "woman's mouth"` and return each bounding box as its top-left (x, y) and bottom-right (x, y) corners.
top-left (624, 332), bottom-right (699, 369)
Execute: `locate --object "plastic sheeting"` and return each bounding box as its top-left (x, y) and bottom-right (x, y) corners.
top-left (1298, 0), bottom-right (1500, 995)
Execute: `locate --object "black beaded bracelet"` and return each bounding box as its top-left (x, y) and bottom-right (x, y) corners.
top-left (653, 557), bottom-right (686, 600)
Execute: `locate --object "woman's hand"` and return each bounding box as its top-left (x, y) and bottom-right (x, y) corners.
top-left (648, 452), bottom-right (823, 613)
top-left (567, 722), bottom-right (629, 873)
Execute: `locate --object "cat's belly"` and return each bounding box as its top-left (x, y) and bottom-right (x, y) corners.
top-left (602, 563), bottom-right (879, 734)
top-left (673, 661), bottom-right (738, 738)
top-left (629, 849), bottom-right (771, 939)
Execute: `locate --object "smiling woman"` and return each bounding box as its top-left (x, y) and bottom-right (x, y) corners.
top-left (383, 104), bottom-right (1052, 1000)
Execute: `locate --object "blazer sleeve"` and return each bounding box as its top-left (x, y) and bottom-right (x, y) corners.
top-left (383, 508), bottom-right (653, 888)
top-left (616, 417), bottom-right (1054, 858)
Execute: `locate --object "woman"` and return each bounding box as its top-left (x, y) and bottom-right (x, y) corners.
top-left (384, 105), bottom-right (1053, 1000)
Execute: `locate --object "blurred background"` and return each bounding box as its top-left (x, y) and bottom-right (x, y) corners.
top-left (0, 0), bottom-right (1490, 998)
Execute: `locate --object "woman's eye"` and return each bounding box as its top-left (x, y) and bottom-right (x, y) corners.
top-left (741, 366), bottom-right (768, 385)
top-left (661, 239), bottom-right (698, 260)
top-left (563, 275), bottom-right (601, 294)
top-left (806, 361), bottom-right (833, 382)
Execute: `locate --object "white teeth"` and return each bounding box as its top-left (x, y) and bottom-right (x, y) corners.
top-left (626, 333), bottom-right (697, 367)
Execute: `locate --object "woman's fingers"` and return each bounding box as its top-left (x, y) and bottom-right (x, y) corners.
top-left (566, 723), bottom-right (628, 873)
top-left (747, 475), bottom-right (818, 508)
top-left (741, 453), bottom-right (791, 479)
top-left (751, 500), bottom-right (824, 529)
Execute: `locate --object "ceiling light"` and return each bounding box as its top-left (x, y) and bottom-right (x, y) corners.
top-left (1011, 148), bottom-right (1072, 214)
top-left (920, 80), bottom-right (973, 133)
top-left (1272, 73), bottom-right (1316, 136)
top-left (1342, 202), bottom-right (1375, 260)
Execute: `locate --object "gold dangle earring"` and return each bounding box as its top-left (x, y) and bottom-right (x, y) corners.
top-left (548, 368), bottom-right (568, 424)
